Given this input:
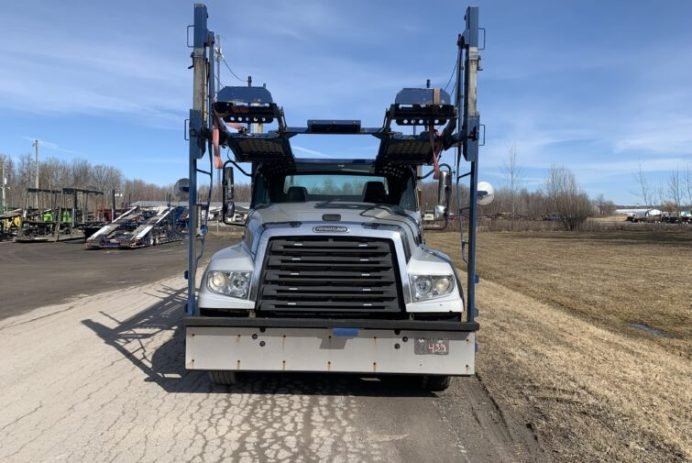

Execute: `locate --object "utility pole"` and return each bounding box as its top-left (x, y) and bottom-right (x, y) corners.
top-left (1, 157), bottom-right (6, 213)
top-left (32, 139), bottom-right (40, 189)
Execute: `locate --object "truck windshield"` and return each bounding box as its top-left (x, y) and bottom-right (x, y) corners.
top-left (283, 174), bottom-right (389, 202)
top-left (252, 169), bottom-right (417, 210)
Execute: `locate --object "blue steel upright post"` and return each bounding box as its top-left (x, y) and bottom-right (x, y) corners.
top-left (462, 7), bottom-right (481, 323)
top-left (186, 4), bottom-right (210, 315)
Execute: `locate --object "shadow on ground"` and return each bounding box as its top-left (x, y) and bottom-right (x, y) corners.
top-left (82, 287), bottom-right (434, 398)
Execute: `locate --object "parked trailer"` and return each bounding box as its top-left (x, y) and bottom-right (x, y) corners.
top-left (626, 209), bottom-right (662, 223)
top-left (15, 187), bottom-right (105, 243)
top-left (85, 206), bottom-right (187, 249)
top-left (14, 188), bottom-right (80, 242)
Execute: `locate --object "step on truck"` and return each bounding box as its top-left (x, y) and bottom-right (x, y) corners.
top-left (182, 4), bottom-right (492, 391)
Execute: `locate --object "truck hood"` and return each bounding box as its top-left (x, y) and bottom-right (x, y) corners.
top-left (244, 201), bottom-right (420, 253)
top-left (251, 201), bottom-right (417, 225)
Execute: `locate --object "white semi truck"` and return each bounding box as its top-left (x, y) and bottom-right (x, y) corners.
top-left (182, 4), bottom-right (490, 391)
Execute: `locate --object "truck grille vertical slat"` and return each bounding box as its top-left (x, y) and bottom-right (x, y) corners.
top-left (258, 237), bottom-right (403, 313)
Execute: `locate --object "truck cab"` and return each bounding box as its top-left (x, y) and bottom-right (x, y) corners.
top-left (200, 160), bottom-right (462, 319)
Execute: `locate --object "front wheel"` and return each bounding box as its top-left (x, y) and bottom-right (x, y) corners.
top-left (421, 375), bottom-right (451, 392)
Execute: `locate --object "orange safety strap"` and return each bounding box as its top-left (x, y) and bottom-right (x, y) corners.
top-left (213, 119), bottom-right (246, 169)
top-left (429, 88), bottom-right (443, 179)
top-left (429, 126), bottom-right (441, 179)
top-left (212, 119), bottom-right (223, 169)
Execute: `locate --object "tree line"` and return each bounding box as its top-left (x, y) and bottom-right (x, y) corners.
top-left (635, 164), bottom-right (692, 215)
top-left (0, 153), bottom-right (173, 210)
top-left (421, 154), bottom-right (692, 232)
top-left (420, 165), bottom-right (613, 231)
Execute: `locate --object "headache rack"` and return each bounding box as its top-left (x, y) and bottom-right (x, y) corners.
top-left (209, 86), bottom-right (461, 167)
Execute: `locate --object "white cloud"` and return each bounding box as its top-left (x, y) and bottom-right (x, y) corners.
top-left (0, 8), bottom-right (188, 128)
top-left (20, 137), bottom-right (84, 157)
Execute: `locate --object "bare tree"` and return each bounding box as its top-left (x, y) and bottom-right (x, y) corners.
top-left (685, 165), bottom-right (692, 208)
top-left (635, 162), bottom-right (651, 207)
top-left (545, 166), bottom-right (593, 231)
top-left (70, 159), bottom-right (91, 187)
top-left (668, 169), bottom-right (683, 216)
top-left (594, 194), bottom-right (616, 216)
top-left (654, 185), bottom-right (666, 210)
top-left (41, 157), bottom-right (71, 190)
top-left (0, 154), bottom-right (10, 211)
top-left (519, 188), bottom-right (548, 220)
top-left (1, 155), bottom-right (20, 208)
top-left (16, 154), bottom-right (35, 207)
top-left (502, 143), bottom-right (523, 227)
top-left (91, 164), bottom-right (123, 196)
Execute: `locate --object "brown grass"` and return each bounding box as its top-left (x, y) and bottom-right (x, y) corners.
top-left (429, 230), bottom-right (692, 356)
top-left (588, 214), bottom-right (627, 222)
top-left (426, 230), bottom-right (692, 462)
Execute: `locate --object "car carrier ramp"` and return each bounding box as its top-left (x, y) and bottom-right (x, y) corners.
top-left (85, 206), bottom-right (187, 249)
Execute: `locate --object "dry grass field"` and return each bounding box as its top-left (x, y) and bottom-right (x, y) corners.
top-left (427, 231), bottom-right (692, 462)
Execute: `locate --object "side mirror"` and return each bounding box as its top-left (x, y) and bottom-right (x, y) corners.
top-left (222, 165), bottom-right (237, 225)
top-left (435, 170), bottom-right (452, 219)
top-left (476, 182), bottom-right (495, 206)
top-left (477, 181), bottom-right (495, 206)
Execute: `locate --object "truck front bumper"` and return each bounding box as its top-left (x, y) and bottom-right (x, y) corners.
top-left (184, 317), bottom-right (478, 376)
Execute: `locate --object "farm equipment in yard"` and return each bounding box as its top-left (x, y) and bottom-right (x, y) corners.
top-left (0, 208), bottom-right (22, 241)
top-left (182, 4), bottom-right (492, 391)
top-left (14, 188), bottom-right (61, 242)
top-left (85, 205), bottom-right (187, 249)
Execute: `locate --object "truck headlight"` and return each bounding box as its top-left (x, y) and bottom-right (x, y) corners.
top-left (410, 275), bottom-right (454, 301)
top-left (206, 271), bottom-right (252, 298)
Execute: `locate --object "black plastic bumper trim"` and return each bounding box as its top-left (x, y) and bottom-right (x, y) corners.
top-left (184, 316), bottom-right (479, 332)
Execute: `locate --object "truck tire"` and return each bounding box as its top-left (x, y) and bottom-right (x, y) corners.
top-left (421, 375), bottom-right (451, 392)
top-left (208, 371), bottom-right (237, 385)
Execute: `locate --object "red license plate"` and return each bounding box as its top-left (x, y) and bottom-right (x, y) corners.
top-left (414, 338), bottom-right (449, 355)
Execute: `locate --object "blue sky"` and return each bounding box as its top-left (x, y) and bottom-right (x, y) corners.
top-left (1, 0), bottom-right (691, 204)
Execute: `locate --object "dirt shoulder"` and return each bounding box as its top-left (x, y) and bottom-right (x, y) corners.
top-left (474, 276), bottom-right (690, 462)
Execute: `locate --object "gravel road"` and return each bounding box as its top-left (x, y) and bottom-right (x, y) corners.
top-left (0, 236), bottom-right (231, 320)
top-left (0, 240), bottom-right (539, 462)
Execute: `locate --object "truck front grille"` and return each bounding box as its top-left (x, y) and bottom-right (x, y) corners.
top-left (258, 236), bottom-right (403, 314)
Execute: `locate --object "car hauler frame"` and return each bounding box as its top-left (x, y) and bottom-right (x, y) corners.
top-left (15, 187), bottom-right (104, 242)
top-left (182, 4), bottom-right (488, 389)
top-left (85, 205), bottom-right (187, 249)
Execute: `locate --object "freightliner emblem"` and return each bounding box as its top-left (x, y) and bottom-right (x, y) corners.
top-left (313, 225), bottom-right (349, 233)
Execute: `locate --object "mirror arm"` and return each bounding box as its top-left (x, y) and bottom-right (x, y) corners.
top-left (227, 159), bottom-right (251, 177)
top-left (222, 162), bottom-right (241, 226)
